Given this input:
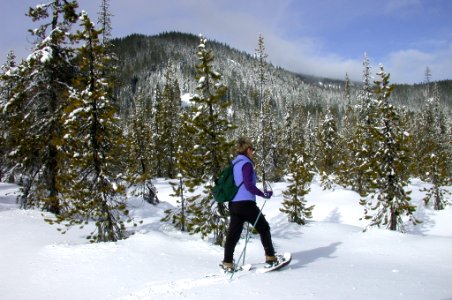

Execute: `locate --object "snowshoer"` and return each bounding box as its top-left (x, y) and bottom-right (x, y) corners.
top-left (222, 137), bottom-right (276, 272)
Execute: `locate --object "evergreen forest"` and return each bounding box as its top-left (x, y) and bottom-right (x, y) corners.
top-left (0, 0), bottom-right (450, 245)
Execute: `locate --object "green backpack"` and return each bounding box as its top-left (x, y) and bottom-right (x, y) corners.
top-left (212, 161), bottom-right (243, 203)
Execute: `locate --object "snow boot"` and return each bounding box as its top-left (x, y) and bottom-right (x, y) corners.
top-left (220, 261), bottom-right (235, 273)
top-left (265, 255), bottom-right (279, 267)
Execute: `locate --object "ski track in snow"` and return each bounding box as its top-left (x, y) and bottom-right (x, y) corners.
top-left (118, 276), bottom-right (229, 299)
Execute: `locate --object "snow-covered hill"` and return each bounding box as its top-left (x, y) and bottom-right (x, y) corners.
top-left (1, 179), bottom-right (451, 300)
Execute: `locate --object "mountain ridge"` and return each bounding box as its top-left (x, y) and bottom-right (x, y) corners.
top-left (112, 31), bottom-right (452, 114)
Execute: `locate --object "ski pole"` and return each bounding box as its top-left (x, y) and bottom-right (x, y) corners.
top-left (230, 199), bottom-right (267, 280)
top-left (241, 223), bottom-right (250, 266)
top-left (240, 181), bottom-right (271, 265)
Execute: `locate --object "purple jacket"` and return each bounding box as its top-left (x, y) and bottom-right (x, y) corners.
top-left (231, 154), bottom-right (265, 202)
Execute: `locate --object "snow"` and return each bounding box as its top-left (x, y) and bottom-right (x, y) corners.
top-left (198, 76), bottom-right (206, 84)
top-left (1, 179), bottom-right (451, 300)
top-left (180, 93), bottom-right (193, 107)
top-left (27, 46), bottom-right (53, 64)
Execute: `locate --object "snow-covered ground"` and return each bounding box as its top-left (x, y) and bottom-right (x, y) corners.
top-left (1, 179), bottom-right (451, 300)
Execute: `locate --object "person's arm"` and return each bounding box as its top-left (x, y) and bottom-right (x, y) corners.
top-left (242, 162), bottom-right (265, 197)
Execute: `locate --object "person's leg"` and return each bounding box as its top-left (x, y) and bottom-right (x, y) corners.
top-left (253, 214), bottom-right (275, 257)
top-left (240, 202), bottom-right (275, 257)
top-left (223, 204), bottom-right (245, 263)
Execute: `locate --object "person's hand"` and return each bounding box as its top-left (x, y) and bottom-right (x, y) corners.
top-left (263, 182), bottom-right (273, 199)
top-left (263, 191), bottom-right (273, 199)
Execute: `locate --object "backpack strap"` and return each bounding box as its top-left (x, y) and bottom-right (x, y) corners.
top-left (232, 160), bottom-right (244, 189)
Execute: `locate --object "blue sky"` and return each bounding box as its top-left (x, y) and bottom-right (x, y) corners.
top-left (1, 0), bottom-right (451, 84)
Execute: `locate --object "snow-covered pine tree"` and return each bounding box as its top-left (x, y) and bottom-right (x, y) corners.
top-left (360, 65), bottom-right (417, 232)
top-left (0, 51), bottom-right (17, 104)
top-left (97, 0), bottom-right (113, 44)
top-left (336, 79), bottom-right (359, 188)
top-left (165, 36), bottom-right (234, 245)
top-left (424, 66), bottom-right (432, 97)
top-left (152, 84), bottom-right (165, 177)
top-left (1, 53), bottom-right (43, 203)
top-left (166, 73), bottom-right (182, 178)
top-left (126, 90), bottom-right (156, 204)
top-left (0, 51), bottom-right (18, 182)
top-left (162, 149), bottom-right (188, 232)
top-left (253, 34), bottom-right (274, 183)
top-left (304, 112), bottom-right (316, 158)
top-left (404, 108), bottom-right (421, 178)
top-left (154, 67), bottom-right (182, 178)
top-left (57, 12), bottom-right (133, 242)
top-left (163, 93), bottom-right (198, 231)
top-left (279, 101), bottom-right (294, 175)
top-left (315, 108), bottom-right (340, 189)
top-left (348, 54), bottom-right (379, 196)
top-left (96, 0), bottom-right (117, 106)
top-left (260, 89), bottom-right (278, 180)
top-left (396, 106), bottom-right (414, 181)
top-left (419, 83), bottom-right (451, 210)
top-left (5, 1), bottom-right (79, 213)
top-left (280, 139), bottom-right (314, 225)
top-left (337, 74), bottom-right (352, 183)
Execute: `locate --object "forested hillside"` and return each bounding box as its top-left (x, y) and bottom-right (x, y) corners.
top-left (112, 32), bottom-right (452, 121)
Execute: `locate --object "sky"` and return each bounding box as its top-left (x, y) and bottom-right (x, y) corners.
top-left (1, 0), bottom-right (451, 84)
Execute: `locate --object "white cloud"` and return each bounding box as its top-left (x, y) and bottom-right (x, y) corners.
top-left (385, 44), bottom-right (452, 83)
top-left (262, 35), bottom-right (363, 81)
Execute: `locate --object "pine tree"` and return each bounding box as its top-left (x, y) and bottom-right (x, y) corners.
top-left (260, 89), bottom-right (278, 180)
top-left (305, 113), bottom-right (316, 158)
top-left (280, 142), bottom-right (314, 225)
top-left (7, 1), bottom-right (79, 212)
top-left (348, 54), bottom-right (379, 196)
top-left (56, 12), bottom-right (133, 242)
top-left (279, 101), bottom-right (294, 176)
top-left (419, 83), bottom-right (451, 210)
top-left (126, 90), bottom-right (156, 204)
top-left (164, 36), bottom-right (235, 245)
top-left (0, 51), bottom-right (18, 181)
top-left (253, 34), bottom-right (273, 183)
top-left (360, 65), bottom-right (417, 232)
top-left (315, 108), bottom-right (340, 189)
top-left (404, 109), bottom-right (422, 178)
top-left (97, 0), bottom-right (113, 44)
top-left (96, 0), bottom-right (117, 106)
top-left (154, 67), bottom-right (182, 178)
top-left (336, 73), bottom-right (356, 182)
top-left (162, 151), bottom-right (188, 232)
top-left (162, 95), bottom-right (198, 233)
top-left (424, 66), bottom-right (432, 96)
top-left (152, 84), bottom-right (165, 177)
top-left (336, 79), bottom-right (359, 188)
top-left (0, 53), bottom-right (41, 201)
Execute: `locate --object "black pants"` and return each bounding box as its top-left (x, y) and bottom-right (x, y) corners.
top-left (223, 201), bottom-right (275, 263)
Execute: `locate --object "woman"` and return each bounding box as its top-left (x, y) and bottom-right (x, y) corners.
top-left (222, 137), bottom-right (277, 271)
